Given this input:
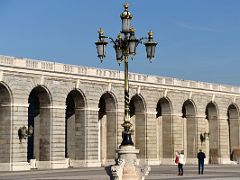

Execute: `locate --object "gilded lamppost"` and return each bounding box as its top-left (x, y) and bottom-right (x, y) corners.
top-left (95, 3), bottom-right (157, 147)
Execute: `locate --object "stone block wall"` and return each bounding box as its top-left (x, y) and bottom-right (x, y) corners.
top-left (0, 55), bottom-right (240, 170)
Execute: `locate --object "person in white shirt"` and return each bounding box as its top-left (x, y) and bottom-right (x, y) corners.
top-left (178, 150), bottom-right (186, 176)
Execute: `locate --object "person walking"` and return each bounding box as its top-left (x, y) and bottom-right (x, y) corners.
top-left (178, 150), bottom-right (185, 176)
top-left (197, 149), bottom-right (206, 175)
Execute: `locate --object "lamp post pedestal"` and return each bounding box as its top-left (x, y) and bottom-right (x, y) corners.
top-left (111, 145), bottom-right (150, 180)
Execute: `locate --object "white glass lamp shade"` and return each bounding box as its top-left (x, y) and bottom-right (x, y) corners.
top-left (144, 31), bottom-right (158, 61)
top-left (128, 30), bottom-right (138, 56)
top-left (120, 3), bottom-right (132, 34)
top-left (129, 39), bottom-right (137, 56)
top-left (122, 18), bottom-right (131, 34)
top-left (115, 45), bottom-right (123, 62)
top-left (95, 41), bottom-right (108, 62)
top-left (145, 42), bottom-right (157, 61)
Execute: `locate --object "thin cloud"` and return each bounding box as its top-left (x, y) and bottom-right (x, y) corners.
top-left (176, 21), bottom-right (221, 32)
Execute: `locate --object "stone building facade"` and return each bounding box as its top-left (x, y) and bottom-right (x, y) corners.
top-left (0, 55), bottom-right (239, 171)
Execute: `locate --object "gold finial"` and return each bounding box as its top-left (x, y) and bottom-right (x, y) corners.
top-left (121, 2), bottom-right (132, 19)
top-left (130, 27), bottom-right (135, 33)
top-left (124, 3), bottom-right (129, 10)
top-left (148, 31), bottom-right (153, 36)
top-left (98, 28), bottom-right (104, 35)
top-left (117, 33), bottom-right (122, 39)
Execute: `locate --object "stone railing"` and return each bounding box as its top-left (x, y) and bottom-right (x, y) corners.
top-left (0, 55), bottom-right (240, 94)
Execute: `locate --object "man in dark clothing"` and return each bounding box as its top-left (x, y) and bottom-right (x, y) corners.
top-left (197, 149), bottom-right (206, 174)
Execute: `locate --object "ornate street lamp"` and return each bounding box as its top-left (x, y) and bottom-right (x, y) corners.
top-left (95, 3), bottom-right (158, 147)
top-left (95, 28), bottom-right (108, 62)
top-left (144, 31), bottom-right (158, 61)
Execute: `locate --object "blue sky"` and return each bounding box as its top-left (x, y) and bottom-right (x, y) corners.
top-left (0, 0), bottom-right (239, 85)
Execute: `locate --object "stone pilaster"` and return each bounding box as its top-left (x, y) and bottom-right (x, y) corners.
top-left (229, 118), bottom-right (240, 150)
top-left (106, 110), bottom-right (117, 162)
top-left (48, 106), bottom-right (68, 169)
top-left (229, 118), bottom-right (240, 162)
top-left (218, 116), bottom-right (230, 164)
top-left (196, 115), bottom-right (209, 164)
top-left (185, 115), bottom-right (198, 164)
top-left (75, 108), bottom-right (87, 161)
top-left (161, 114), bottom-right (174, 164)
top-left (0, 104), bottom-right (11, 171)
top-left (84, 107), bottom-right (101, 167)
top-left (146, 112), bottom-right (159, 165)
top-left (10, 104), bottom-right (30, 171)
top-left (172, 114), bottom-right (183, 155)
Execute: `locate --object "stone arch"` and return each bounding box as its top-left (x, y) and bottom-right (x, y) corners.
top-left (156, 97), bottom-right (172, 163)
top-left (205, 101), bottom-right (219, 164)
top-left (182, 99), bottom-right (197, 162)
top-left (0, 82), bottom-right (12, 164)
top-left (65, 89), bottom-right (86, 163)
top-left (98, 91), bottom-right (117, 165)
top-left (130, 94), bottom-right (146, 159)
top-left (27, 85), bottom-right (52, 164)
top-left (227, 103), bottom-right (240, 161)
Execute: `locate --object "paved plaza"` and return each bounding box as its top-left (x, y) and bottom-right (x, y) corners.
top-left (0, 164), bottom-right (239, 180)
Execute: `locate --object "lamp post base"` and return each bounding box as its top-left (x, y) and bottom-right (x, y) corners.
top-left (111, 145), bottom-right (150, 180)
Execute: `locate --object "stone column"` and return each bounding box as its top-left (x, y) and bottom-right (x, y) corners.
top-left (84, 107), bottom-right (101, 167)
top-left (67, 115), bottom-right (75, 163)
top-left (196, 115), bottom-right (208, 164)
top-left (10, 104), bottom-right (31, 171)
top-left (100, 115), bottom-right (107, 165)
top-left (75, 107), bottom-right (87, 165)
top-left (230, 118), bottom-right (240, 150)
top-left (106, 110), bottom-right (117, 165)
top-left (146, 112), bottom-right (159, 165)
top-left (183, 117), bottom-right (187, 160)
top-left (135, 112), bottom-right (146, 160)
top-left (49, 106), bottom-right (68, 169)
top-left (0, 104), bottom-right (12, 171)
top-left (156, 116), bottom-right (163, 164)
top-left (161, 114), bottom-right (174, 164)
top-left (186, 115), bottom-right (199, 164)
top-left (172, 114), bottom-right (183, 161)
top-left (218, 115), bottom-right (230, 164)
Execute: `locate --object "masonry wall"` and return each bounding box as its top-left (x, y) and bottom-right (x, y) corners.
top-left (0, 55), bottom-right (240, 171)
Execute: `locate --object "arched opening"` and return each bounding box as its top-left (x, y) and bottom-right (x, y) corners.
top-left (98, 92), bottom-right (117, 166)
top-left (28, 86), bottom-right (51, 162)
top-left (65, 89), bottom-right (86, 163)
top-left (156, 97), bottom-right (172, 162)
top-left (227, 104), bottom-right (240, 161)
top-left (205, 102), bottom-right (218, 164)
top-left (182, 100), bottom-right (197, 162)
top-left (0, 83), bottom-right (11, 164)
top-left (130, 95), bottom-right (146, 159)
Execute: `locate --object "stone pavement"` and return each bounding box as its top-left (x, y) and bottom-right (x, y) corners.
top-left (147, 165), bottom-right (240, 180)
top-left (0, 165), bottom-right (239, 180)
